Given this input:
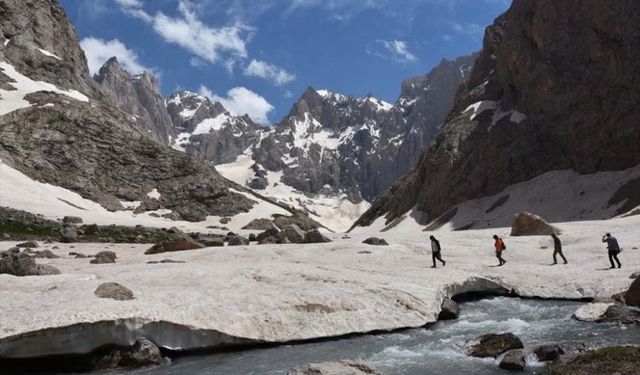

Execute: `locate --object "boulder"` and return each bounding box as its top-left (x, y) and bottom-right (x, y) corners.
top-left (438, 298), bottom-right (460, 320)
top-left (273, 214), bottom-right (319, 231)
top-left (258, 237), bottom-right (279, 245)
top-left (90, 251), bottom-right (117, 264)
top-left (248, 176), bottom-right (268, 190)
top-left (304, 229), bottom-right (332, 244)
top-left (534, 344), bottom-right (565, 362)
top-left (63, 216), bottom-right (83, 224)
top-left (499, 349), bottom-right (526, 371)
top-left (228, 235), bottom-right (250, 246)
top-left (510, 212), bottom-right (560, 236)
top-left (547, 346), bottom-right (640, 375)
top-left (94, 282), bottom-right (134, 300)
top-left (69, 251), bottom-right (87, 258)
top-left (624, 277), bottom-right (640, 307)
top-left (34, 250), bottom-right (60, 259)
top-left (15, 241), bottom-right (39, 248)
top-left (243, 219), bottom-right (276, 231)
top-left (145, 237), bottom-right (205, 254)
top-left (248, 233), bottom-right (257, 242)
top-left (283, 224), bottom-right (305, 243)
top-left (257, 228), bottom-right (280, 242)
top-left (60, 224), bottom-right (78, 243)
top-left (219, 217), bottom-right (231, 224)
top-left (93, 339), bottom-right (162, 370)
top-left (469, 333), bottom-right (524, 358)
top-left (362, 237), bottom-right (389, 246)
top-left (0, 252), bottom-right (60, 276)
top-left (600, 304), bottom-right (640, 325)
top-left (199, 236), bottom-right (225, 247)
top-left (573, 303), bottom-right (613, 322)
top-left (288, 360), bottom-right (382, 375)
top-left (147, 259), bottom-right (186, 264)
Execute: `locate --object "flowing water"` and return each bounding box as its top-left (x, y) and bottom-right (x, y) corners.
top-left (120, 298), bottom-right (639, 375)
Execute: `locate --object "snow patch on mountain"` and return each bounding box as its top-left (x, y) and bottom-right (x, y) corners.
top-left (0, 61), bottom-right (89, 115)
top-left (192, 113), bottom-right (234, 135)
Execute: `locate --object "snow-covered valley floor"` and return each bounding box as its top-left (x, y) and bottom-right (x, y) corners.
top-left (0, 215), bottom-right (638, 359)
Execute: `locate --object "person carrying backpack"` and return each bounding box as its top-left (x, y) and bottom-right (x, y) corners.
top-left (602, 233), bottom-right (622, 269)
top-left (429, 235), bottom-right (446, 268)
top-left (551, 233), bottom-right (568, 265)
top-left (493, 235), bottom-right (507, 266)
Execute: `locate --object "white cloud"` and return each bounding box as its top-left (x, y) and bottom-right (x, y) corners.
top-left (80, 37), bottom-right (153, 75)
top-left (116, 0), bottom-right (249, 65)
top-left (198, 85), bottom-right (273, 124)
top-left (284, 90), bottom-right (293, 99)
top-left (243, 59), bottom-right (295, 86)
top-left (367, 39), bottom-right (416, 63)
top-left (449, 22), bottom-right (484, 37)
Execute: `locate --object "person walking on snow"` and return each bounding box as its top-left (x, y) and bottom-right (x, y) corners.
top-left (551, 233), bottom-right (568, 265)
top-left (429, 235), bottom-right (446, 268)
top-left (602, 233), bottom-right (622, 269)
top-left (493, 235), bottom-right (507, 266)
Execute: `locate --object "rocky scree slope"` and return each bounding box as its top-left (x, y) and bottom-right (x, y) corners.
top-left (0, 0), bottom-right (258, 222)
top-left (355, 0), bottom-right (640, 228)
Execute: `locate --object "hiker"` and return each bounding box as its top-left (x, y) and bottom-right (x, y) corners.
top-left (429, 235), bottom-right (446, 268)
top-left (493, 235), bottom-right (506, 266)
top-left (551, 233), bottom-right (568, 265)
top-left (602, 233), bottom-right (622, 269)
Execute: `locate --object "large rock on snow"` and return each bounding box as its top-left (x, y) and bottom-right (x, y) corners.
top-left (547, 346), bottom-right (640, 375)
top-left (304, 229), bottom-right (332, 244)
top-left (145, 238), bottom-right (204, 254)
top-left (242, 218), bottom-right (276, 230)
top-left (94, 282), bottom-right (134, 301)
top-left (228, 235), bottom-right (250, 246)
top-left (499, 349), bottom-right (526, 371)
top-left (510, 212), bottom-right (560, 236)
top-left (469, 333), bottom-right (524, 358)
top-left (288, 360), bottom-right (382, 375)
top-left (624, 277), bottom-right (640, 307)
top-left (0, 252), bottom-right (61, 276)
top-left (283, 224), bottom-right (305, 244)
top-left (90, 251), bottom-right (117, 264)
top-left (15, 241), bottom-right (39, 248)
top-left (362, 237), bottom-right (389, 246)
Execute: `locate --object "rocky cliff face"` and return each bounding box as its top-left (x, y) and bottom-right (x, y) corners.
top-left (94, 57), bottom-right (174, 144)
top-left (0, 0), bottom-right (258, 222)
top-left (355, 0), bottom-right (640, 227)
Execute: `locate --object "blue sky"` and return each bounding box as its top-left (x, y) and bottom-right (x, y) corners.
top-left (60, 0), bottom-right (510, 124)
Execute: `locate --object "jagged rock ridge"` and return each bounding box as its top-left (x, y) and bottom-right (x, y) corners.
top-left (355, 0), bottom-right (640, 228)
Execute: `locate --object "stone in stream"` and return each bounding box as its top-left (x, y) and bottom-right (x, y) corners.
top-left (547, 346), bottom-right (640, 375)
top-left (362, 237), bottom-right (389, 246)
top-left (600, 304), bottom-right (640, 325)
top-left (93, 339), bottom-right (162, 370)
top-left (438, 298), bottom-right (459, 320)
top-left (94, 282), bottom-right (134, 300)
top-left (510, 212), bottom-right (560, 236)
top-left (499, 349), bottom-right (526, 371)
top-left (534, 344), bottom-right (565, 362)
top-left (468, 333), bottom-right (524, 358)
top-left (90, 251), bottom-right (117, 264)
top-left (145, 237), bottom-right (205, 254)
top-left (15, 241), bottom-right (39, 248)
top-left (288, 360), bottom-right (382, 375)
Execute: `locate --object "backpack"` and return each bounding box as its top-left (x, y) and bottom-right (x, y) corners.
top-left (500, 239), bottom-right (507, 250)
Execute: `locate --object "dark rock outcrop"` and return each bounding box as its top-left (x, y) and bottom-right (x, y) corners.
top-left (304, 229), bottom-right (331, 244)
top-left (355, 0), bottom-right (640, 228)
top-left (534, 344), bottom-right (565, 362)
top-left (282, 224), bottom-right (305, 243)
top-left (93, 339), bottom-right (162, 370)
top-left (510, 212), bottom-right (560, 236)
top-left (94, 282), bottom-right (134, 301)
top-left (469, 333), bottom-right (524, 358)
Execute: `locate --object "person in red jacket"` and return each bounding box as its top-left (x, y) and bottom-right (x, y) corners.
top-left (493, 234), bottom-right (507, 266)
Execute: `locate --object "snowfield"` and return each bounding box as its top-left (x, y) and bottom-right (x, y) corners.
top-left (0, 215), bottom-right (638, 358)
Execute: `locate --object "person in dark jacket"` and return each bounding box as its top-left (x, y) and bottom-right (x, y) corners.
top-left (551, 233), bottom-right (567, 265)
top-left (602, 233), bottom-right (621, 268)
top-left (429, 235), bottom-right (446, 268)
top-left (493, 235), bottom-right (506, 266)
